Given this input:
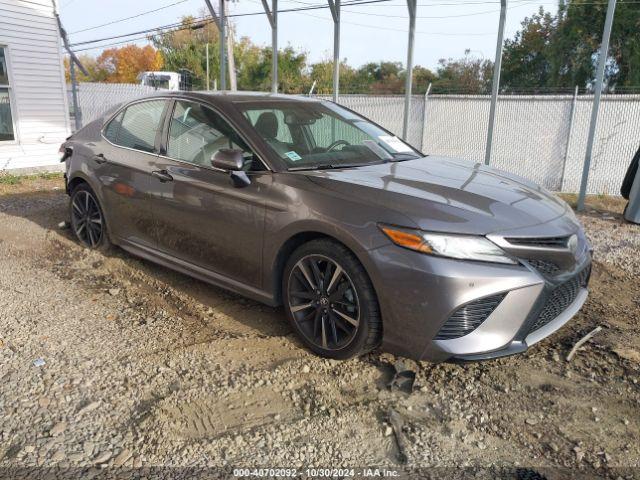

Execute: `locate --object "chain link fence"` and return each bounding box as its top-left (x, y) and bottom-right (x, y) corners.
top-left (68, 83), bottom-right (640, 195)
top-left (68, 83), bottom-right (168, 127)
top-left (334, 93), bottom-right (640, 195)
top-left (318, 95), bottom-right (425, 150)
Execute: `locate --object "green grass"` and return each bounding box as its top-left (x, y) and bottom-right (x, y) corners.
top-left (0, 173), bottom-right (22, 185)
top-left (37, 172), bottom-right (63, 181)
top-left (0, 171), bottom-right (63, 186)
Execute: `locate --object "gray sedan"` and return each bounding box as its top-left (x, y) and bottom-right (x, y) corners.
top-left (61, 92), bottom-right (592, 361)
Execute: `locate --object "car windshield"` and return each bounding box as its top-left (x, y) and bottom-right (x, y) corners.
top-left (235, 100), bottom-right (423, 170)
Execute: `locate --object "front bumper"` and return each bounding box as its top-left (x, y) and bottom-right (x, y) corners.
top-left (446, 287), bottom-right (588, 361)
top-left (367, 229), bottom-right (592, 362)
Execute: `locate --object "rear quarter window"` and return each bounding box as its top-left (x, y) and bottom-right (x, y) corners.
top-left (103, 111), bottom-right (123, 143)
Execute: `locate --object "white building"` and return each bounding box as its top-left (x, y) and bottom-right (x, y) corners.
top-left (0, 0), bottom-right (70, 172)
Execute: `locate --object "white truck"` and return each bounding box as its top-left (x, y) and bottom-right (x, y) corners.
top-left (138, 71), bottom-right (181, 91)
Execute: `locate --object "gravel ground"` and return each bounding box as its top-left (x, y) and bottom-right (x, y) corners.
top-left (0, 177), bottom-right (639, 479)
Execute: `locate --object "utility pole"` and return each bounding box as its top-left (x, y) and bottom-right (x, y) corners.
top-left (261, 0), bottom-right (278, 93)
top-left (224, 0), bottom-right (237, 91)
top-left (484, 0), bottom-right (507, 165)
top-left (206, 43), bottom-right (210, 90)
top-left (577, 0), bottom-right (618, 211)
top-left (204, 0), bottom-right (226, 90)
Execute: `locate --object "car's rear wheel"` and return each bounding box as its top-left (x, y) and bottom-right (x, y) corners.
top-left (70, 183), bottom-right (110, 250)
top-left (283, 239), bottom-right (381, 359)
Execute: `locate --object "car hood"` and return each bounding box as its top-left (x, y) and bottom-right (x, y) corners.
top-left (304, 156), bottom-right (573, 235)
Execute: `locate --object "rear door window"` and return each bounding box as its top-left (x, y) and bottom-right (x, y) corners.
top-left (105, 100), bottom-right (167, 153)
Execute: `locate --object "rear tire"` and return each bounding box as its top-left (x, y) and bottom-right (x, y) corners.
top-left (282, 239), bottom-right (382, 359)
top-left (69, 183), bottom-right (111, 251)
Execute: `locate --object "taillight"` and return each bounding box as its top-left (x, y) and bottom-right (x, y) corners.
top-left (59, 145), bottom-right (72, 162)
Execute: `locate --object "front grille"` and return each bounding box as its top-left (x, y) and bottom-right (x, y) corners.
top-left (435, 294), bottom-right (506, 340)
top-left (526, 258), bottom-right (561, 276)
top-left (528, 267), bottom-right (590, 333)
top-left (506, 236), bottom-right (569, 248)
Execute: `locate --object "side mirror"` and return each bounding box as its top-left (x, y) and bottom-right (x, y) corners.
top-left (211, 148), bottom-right (251, 188)
top-left (211, 148), bottom-right (244, 171)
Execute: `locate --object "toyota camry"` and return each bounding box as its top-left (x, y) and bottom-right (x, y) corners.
top-left (61, 92), bottom-right (592, 361)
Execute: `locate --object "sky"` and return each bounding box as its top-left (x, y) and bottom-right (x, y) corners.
top-left (59, 0), bottom-right (562, 71)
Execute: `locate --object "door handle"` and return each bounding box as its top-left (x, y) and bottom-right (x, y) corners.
top-left (152, 170), bottom-right (173, 183)
top-left (93, 153), bottom-right (108, 164)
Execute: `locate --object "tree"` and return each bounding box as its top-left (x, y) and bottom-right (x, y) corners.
top-left (309, 59), bottom-right (356, 94)
top-left (153, 14), bottom-right (220, 89)
top-left (501, 8), bottom-right (557, 91)
top-left (64, 54), bottom-right (109, 82)
top-left (433, 50), bottom-right (493, 93)
top-left (96, 45), bottom-right (163, 84)
top-left (412, 66), bottom-right (438, 94)
top-left (501, 0), bottom-right (640, 91)
top-left (552, 0), bottom-right (640, 88)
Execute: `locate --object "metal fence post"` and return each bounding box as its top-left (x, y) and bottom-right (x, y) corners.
top-left (559, 85), bottom-right (579, 192)
top-left (69, 60), bottom-right (82, 131)
top-left (484, 0), bottom-right (507, 165)
top-left (577, 0), bottom-right (617, 211)
top-left (328, 0), bottom-right (340, 102)
top-left (420, 82), bottom-right (432, 152)
top-left (402, 0), bottom-right (417, 141)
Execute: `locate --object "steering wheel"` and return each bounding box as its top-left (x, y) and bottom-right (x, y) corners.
top-left (326, 140), bottom-right (350, 152)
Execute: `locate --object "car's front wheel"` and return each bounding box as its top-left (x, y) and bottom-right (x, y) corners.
top-left (69, 183), bottom-right (110, 250)
top-left (283, 239), bottom-right (381, 359)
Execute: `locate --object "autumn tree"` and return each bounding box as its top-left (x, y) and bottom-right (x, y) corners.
top-left (64, 54), bottom-right (109, 82)
top-left (96, 45), bottom-right (163, 84)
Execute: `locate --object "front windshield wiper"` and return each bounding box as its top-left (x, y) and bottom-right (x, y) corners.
top-left (288, 162), bottom-right (380, 171)
top-left (388, 152), bottom-right (422, 161)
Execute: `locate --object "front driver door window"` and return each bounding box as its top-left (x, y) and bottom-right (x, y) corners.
top-left (150, 100), bottom-right (268, 286)
top-left (168, 100), bottom-right (257, 170)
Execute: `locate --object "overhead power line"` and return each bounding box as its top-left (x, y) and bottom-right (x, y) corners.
top-left (68, 0), bottom-right (640, 53)
top-left (69, 0), bottom-right (392, 48)
top-left (69, 0), bottom-right (190, 35)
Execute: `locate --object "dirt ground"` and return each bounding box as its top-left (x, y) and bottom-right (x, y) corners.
top-left (0, 175), bottom-right (638, 479)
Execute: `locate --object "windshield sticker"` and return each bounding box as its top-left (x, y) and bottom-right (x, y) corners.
top-left (378, 135), bottom-right (413, 153)
top-left (284, 151), bottom-right (302, 161)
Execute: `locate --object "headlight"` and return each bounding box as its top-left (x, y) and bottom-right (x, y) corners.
top-left (379, 225), bottom-right (517, 265)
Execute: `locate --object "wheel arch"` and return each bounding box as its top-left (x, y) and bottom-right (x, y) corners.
top-left (66, 173), bottom-right (113, 245)
top-left (270, 229), bottom-right (378, 307)
top-left (66, 174), bottom-right (90, 195)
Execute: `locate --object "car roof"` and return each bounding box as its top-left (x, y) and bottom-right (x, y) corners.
top-left (147, 90), bottom-right (324, 106)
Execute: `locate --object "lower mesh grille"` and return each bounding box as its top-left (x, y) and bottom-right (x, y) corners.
top-left (435, 294), bottom-right (506, 340)
top-left (528, 267), bottom-right (591, 333)
top-left (527, 258), bottom-right (561, 276)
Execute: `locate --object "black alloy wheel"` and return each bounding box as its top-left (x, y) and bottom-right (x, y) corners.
top-left (70, 185), bottom-right (106, 249)
top-left (288, 254), bottom-right (360, 350)
top-left (284, 239), bottom-right (381, 359)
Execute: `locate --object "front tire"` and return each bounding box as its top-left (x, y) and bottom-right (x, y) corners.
top-left (283, 239), bottom-right (381, 359)
top-left (69, 183), bottom-right (110, 251)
